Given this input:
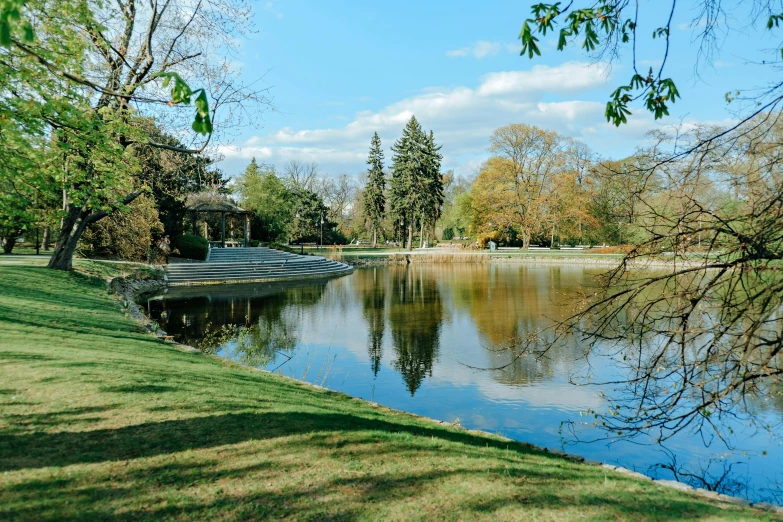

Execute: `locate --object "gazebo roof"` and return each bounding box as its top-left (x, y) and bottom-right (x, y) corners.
top-left (185, 193), bottom-right (251, 214)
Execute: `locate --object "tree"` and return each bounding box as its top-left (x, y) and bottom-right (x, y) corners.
top-left (288, 187), bottom-right (342, 244)
top-left (1, 0), bottom-right (267, 270)
top-left (390, 116), bottom-right (443, 249)
top-left (513, 2), bottom-right (783, 443)
top-left (78, 195), bottom-right (164, 262)
top-left (284, 160), bottom-right (319, 192)
top-left (472, 124), bottom-right (572, 248)
top-left (418, 131), bottom-right (444, 247)
top-left (134, 121), bottom-right (228, 240)
top-left (235, 159), bottom-right (291, 243)
top-left (390, 117), bottom-right (423, 250)
top-left (362, 132), bottom-right (386, 247)
top-left (319, 173), bottom-right (356, 234)
top-left (439, 173), bottom-right (475, 239)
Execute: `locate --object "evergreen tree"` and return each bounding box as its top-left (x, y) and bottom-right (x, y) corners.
top-left (418, 130), bottom-right (444, 247)
top-left (390, 116), bottom-right (426, 250)
top-left (235, 158), bottom-right (291, 242)
top-left (362, 132), bottom-right (386, 247)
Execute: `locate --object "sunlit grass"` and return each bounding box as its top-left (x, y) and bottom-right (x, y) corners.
top-left (0, 263), bottom-right (774, 521)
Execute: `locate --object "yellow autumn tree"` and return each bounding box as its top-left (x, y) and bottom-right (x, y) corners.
top-left (472, 124), bottom-right (592, 248)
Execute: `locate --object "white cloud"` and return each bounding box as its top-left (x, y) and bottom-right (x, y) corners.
top-left (446, 40), bottom-right (517, 59)
top-left (217, 61), bottom-right (660, 178)
top-left (477, 62), bottom-right (610, 96)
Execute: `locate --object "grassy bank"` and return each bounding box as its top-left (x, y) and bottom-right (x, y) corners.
top-left (0, 263), bottom-right (775, 521)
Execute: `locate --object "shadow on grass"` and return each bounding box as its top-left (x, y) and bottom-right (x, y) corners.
top-left (0, 411), bottom-right (544, 473)
top-left (0, 352), bottom-right (55, 361)
top-left (3, 406), bottom-right (117, 430)
top-left (4, 456), bottom-right (727, 522)
top-left (101, 384), bottom-right (179, 394)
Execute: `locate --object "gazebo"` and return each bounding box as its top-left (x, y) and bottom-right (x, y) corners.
top-left (185, 196), bottom-right (252, 248)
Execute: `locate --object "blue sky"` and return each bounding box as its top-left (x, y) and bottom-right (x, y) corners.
top-left (215, 1), bottom-right (780, 179)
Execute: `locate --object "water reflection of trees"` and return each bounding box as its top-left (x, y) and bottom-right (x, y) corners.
top-left (148, 281), bottom-right (328, 365)
top-left (355, 268), bottom-right (386, 376)
top-left (442, 264), bottom-right (596, 387)
top-left (387, 266), bottom-right (443, 395)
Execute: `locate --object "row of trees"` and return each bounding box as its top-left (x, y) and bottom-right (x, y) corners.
top-left (362, 116), bottom-right (445, 250)
top-left (235, 159), bottom-right (347, 245)
top-left (0, 0), bottom-right (266, 268)
top-left (231, 116), bottom-right (445, 249)
top-left (434, 124), bottom-right (725, 251)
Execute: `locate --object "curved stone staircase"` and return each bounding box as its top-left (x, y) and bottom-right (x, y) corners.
top-left (165, 247), bottom-right (354, 286)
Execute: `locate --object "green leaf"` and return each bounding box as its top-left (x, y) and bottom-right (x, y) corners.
top-left (557, 28), bottom-right (569, 50)
top-left (519, 20), bottom-right (542, 58)
top-left (194, 90), bottom-right (209, 118)
top-left (0, 22), bottom-right (10, 46)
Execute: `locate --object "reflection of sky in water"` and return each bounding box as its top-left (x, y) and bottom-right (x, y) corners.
top-left (148, 264), bottom-right (783, 504)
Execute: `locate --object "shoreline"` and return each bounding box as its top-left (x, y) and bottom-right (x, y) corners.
top-left (325, 251), bottom-right (708, 270)
top-left (1, 262), bottom-right (777, 519)
top-left (120, 270), bottom-right (781, 514)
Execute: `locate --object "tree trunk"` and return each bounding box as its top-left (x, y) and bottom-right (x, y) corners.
top-left (2, 232), bottom-right (20, 254)
top-left (522, 230), bottom-right (531, 250)
top-left (48, 206), bottom-right (91, 270)
top-left (48, 192), bottom-right (140, 270)
top-left (43, 226), bottom-right (51, 250)
top-left (372, 228), bottom-right (377, 248)
top-left (419, 220), bottom-right (424, 248)
top-left (407, 224), bottom-right (413, 251)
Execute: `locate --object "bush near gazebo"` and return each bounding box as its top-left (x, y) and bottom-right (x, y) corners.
top-left (171, 234), bottom-right (208, 261)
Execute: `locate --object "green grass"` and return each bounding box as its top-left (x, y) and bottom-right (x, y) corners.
top-left (0, 263), bottom-right (775, 521)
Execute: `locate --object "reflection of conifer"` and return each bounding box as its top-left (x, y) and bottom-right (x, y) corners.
top-left (360, 269), bottom-right (386, 376)
top-left (369, 324), bottom-right (383, 376)
top-left (388, 266), bottom-right (443, 395)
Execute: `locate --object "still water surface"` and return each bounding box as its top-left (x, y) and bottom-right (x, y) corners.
top-left (147, 264), bottom-right (783, 504)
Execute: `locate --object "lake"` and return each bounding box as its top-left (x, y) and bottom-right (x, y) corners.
top-left (146, 263), bottom-right (783, 504)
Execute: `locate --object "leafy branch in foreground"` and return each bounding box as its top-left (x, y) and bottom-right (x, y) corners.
top-left (1, 1), bottom-right (212, 138)
top-left (488, 118), bottom-right (783, 446)
top-left (518, 1), bottom-right (783, 126)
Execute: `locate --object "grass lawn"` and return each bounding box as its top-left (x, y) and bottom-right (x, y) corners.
top-left (0, 263), bottom-right (776, 521)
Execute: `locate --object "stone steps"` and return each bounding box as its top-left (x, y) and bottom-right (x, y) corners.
top-left (165, 247), bottom-right (353, 286)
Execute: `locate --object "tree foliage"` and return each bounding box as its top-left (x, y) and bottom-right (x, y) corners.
top-left (389, 116), bottom-right (444, 249)
top-left (0, 0), bottom-right (267, 270)
top-left (236, 159), bottom-right (292, 243)
top-left (471, 124), bottom-right (591, 248)
top-left (78, 195), bottom-right (164, 262)
top-left (236, 158), bottom-right (346, 245)
top-left (362, 132), bottom-right (386, 247)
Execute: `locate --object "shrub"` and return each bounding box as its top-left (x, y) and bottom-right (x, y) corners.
top-left (172, 234), bottom-right (208, 260)
top-left (78, 195), bottom-right (165, 262)
top-left (476, 231), bottom-right (500, 248)
top-left (442, 227), bottom-right (454, 240)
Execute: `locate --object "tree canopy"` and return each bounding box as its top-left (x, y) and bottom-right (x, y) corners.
top-left (0, 0), bottom-right (267, 269)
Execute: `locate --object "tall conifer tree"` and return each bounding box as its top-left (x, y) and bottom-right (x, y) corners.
top-left (419, 130), bottom-right (444, 246)
top-left (390, 116), bottom-right (425, 250)
top-left (362, 132), bottom-right (386, 247)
